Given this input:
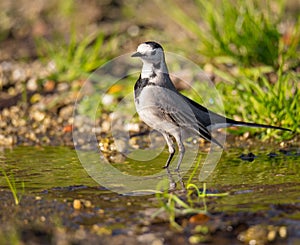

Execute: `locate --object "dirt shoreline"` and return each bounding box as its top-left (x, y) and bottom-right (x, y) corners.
top-left (1, 184), bottom-right (299, 245)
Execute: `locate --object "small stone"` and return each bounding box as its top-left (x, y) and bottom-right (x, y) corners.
top-left (238, 225), bottom-right (268, 245)
top-left (83, 200), bottom-right (92, 208)
top-left (125, 123), bottom-right (140, 132)
top-left (74, 227), bottom-right (87, 240)
top-left (26, 132), bottom-right (37, 141)
top-left (268, 152), bottom-right (278, 158)
top-left (57, 82), bottom-right (69, 92)
top-left (102, 94), bottom-right (114, 106)
top-left (59, 105), bottom-right (73, 120)
top-left (32, 111), bottom-right (45, 122)
top-left (30, 93), bottom-right (42, 103)
top-left (2, 108), bottom-right (10, 117)
top-left (27, 78), bottom-right (38, 91)
top-left (114, 139), bottom-right (128, 153)
top-left (73, 199), bottom-right (81, 210)
top-left (189, 213), bottom-right (210, 225)
top-left (279, 226), bottom-right (287, 238)
top-left (92, 225), bottom-right (112, 236)
top-left (12, 68), bottom-right (25, 81)
top-left (243, 131), bottom-right (250, 139)
top-left (267, 230), bottom-right (276, 242)
top-left (46, 61), bottom-right (56, 73)
top-left (43, 80), bottom-right (55, 92)
top-left (203, 63), bottom-right (214, 73)
top-left (239, 152), bottom-right (256, 162)
top-left (137, 234), bottom-right (163, 245)
top-left (189, 235), bottom-right (205, 244)
top-left (0, 134), bottom-right (16, 145)
top-left (152, 239), bottom-right (164, 245)
top-left (101, 120), bottom-right (111, 133)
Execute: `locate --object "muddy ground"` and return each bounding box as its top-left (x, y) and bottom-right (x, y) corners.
top-left (1, 183), bottom-right (299, 245)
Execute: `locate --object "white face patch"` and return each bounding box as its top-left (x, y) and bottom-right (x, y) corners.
top-left (135, 42), bottom-right (164, 66)
top-left (136, 43), bottom-right (152, 54)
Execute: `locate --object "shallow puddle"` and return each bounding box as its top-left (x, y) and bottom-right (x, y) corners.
top-left (0, 145), bottom-right (300, 244)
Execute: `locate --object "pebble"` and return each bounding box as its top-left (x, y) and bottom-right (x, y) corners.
top-left (57, 83), bottom-right (70, 92)
top-left (0, 134), bottom-right (16, 145)
top-left (189, 235), bottom-right (207, 244)
top-left (101, 121), bottom-right (111, 133)
top-left (125, 122), bottom-right (140, 132)
top-left (12, 68), bottom-right (25, 81)
top-left (237, 225), bottom-right (287, 245)
top-left (40, 216), bottom-right (46, 222)
top-left (59, 105), bottom-right (73, 120)
top-left (279, 226), bottom-right (287, 238)
top-left (27, 78), bottom-right (38, 91)
top-left (137, 233), bottom-right (163, 245)
top-left (31, 110), bottom-right (46, 122)
top-left (0, 61), bottom-right (50, 88)
top-left (239, 152), bottom-right (256, 162)
top-left (83, 200), bottom-right (92, 208)
top-left (102, 94), bottom-right (114, 106)
top-left (73, 199), bottom-right (81, 210)
top-left (92, 225), bottom-right (112, 236)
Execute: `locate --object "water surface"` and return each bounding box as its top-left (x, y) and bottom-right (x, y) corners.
top-left (0, 145), bottom-right (299, 244)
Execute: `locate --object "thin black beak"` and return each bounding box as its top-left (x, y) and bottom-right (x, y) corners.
top-left (131, 52), bottom-right (143, 57)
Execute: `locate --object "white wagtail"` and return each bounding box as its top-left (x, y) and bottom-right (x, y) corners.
top-left (131, 41), bottom-right (291, 170)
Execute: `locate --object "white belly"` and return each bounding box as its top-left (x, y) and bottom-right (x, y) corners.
top-left (135, 86), bottom-right (165, 129)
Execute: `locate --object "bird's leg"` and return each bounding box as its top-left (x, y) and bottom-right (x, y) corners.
top-left (176, 170), bottom-right (186, 192)
top-left (165, 168), bottom-right (176, 191)
top-left (174, 134), bottom-right (185, 171)
top-left (164, 151), bottom-right (175, 169)
top-left (162, 133), bottom-right (175, 169)
top-left (175, 145), bottom-right (185, 171)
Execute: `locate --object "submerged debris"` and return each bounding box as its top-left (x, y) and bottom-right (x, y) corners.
top-left (267, 152), bottom-right (278, 158)
top-left (237, 224), bottom-right (287, 245)
top-left (240, 152), bottom-right (257, 162)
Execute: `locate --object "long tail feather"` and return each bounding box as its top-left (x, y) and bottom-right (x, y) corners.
top-left (226, 118), bottom-right (291, 131)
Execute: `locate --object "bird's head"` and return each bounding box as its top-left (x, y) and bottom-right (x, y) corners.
top-left (131, 41), bottom-right (164, 64)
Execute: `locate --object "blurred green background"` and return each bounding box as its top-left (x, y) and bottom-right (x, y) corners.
top-left (0, 0), bottom-right (299, 139)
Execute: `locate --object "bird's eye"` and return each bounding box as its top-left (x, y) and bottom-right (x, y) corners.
top-left (151, 50), bottom-right (156, 55)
